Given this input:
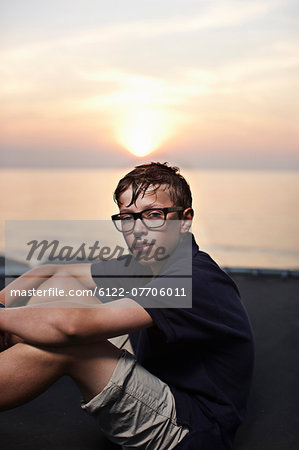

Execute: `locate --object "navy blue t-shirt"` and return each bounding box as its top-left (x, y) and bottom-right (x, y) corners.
top-left (91, 234), bottom-right (254, 449)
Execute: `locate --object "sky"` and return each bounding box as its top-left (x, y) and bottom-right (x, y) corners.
top-left (0, 0), bottom-right (298, 169)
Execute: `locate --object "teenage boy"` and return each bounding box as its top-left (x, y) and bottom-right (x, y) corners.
top-left (0, 162), bottom-right (254, 449)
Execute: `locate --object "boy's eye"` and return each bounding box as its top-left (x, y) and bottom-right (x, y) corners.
top-left (120, 215), bottom-right (133, 221)
top-left (145, 210), bottom-right (163, 219)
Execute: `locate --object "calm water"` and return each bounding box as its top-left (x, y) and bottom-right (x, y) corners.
top-left (1, 168), bottom-right (298, 269)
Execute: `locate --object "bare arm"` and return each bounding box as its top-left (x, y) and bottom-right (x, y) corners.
top-left (0, 299), bottom-right (153, 347)
top-left (0, 263), bottom-right (95, 307)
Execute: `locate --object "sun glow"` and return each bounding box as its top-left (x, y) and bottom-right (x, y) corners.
top-left (125, 129), bottom-right (155, 157)
top-left (117, 108), bottom-right (170, 157)
top-left (103, 75), bottom-right (175, 158)
top-left (117, 104), bottom-right (178, 157)
top-left (81, 72), bottom-right (181, 157)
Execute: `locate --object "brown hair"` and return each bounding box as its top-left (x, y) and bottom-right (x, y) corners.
top-left (113, 162), bottom-right (192, 211)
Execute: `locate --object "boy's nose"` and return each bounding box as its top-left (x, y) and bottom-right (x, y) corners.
top-left (133, 218), bottom-right (148, 236)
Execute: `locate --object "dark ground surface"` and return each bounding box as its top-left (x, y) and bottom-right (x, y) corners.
top-left (1, 273), bottom-right (299, 450)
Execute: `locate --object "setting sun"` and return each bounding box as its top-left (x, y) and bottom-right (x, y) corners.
top-left (125, 131), bottom-right (154, 157)
top-left (116, 108), bottom-right (171, 157)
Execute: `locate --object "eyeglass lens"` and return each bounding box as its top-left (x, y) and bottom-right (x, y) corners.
top-left (119, 210), bottom-right (165, 231)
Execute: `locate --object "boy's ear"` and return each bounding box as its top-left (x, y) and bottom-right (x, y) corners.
top-left (180, 208), bottom-right (194, 234)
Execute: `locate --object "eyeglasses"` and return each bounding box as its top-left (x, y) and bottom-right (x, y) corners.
top-left (111, 207), bottom-right (185, 232)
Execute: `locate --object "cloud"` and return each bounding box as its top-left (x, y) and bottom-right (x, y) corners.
top-left (76, 44), bottom-right (299, 108)
top-left (0, 0), bottom-right (284, 59)
top-left (0, 0), bottom-right (293, 104)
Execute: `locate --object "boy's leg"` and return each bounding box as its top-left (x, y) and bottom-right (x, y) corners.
top-left (1, 276), bottom-right (188, 447)
top-left (0, 339), bottom-right (188, 448)
top-left (79, 349), bottom-right (190, 449)
top-left (26, 271), bottom-right (101, 306)
top-left (0, 339), bottom-right (122, 411)
top-left (1, 272), bottom-right (128, 410)
top-left (59, 340), bottom-right (189, 449)
top-left (2, 273), bottom-right (101, 348)
top-left (63, 339), bottom-right (123, 401)
top-left (25, 272), bottom-right (132, 350)
top-left (0, 342), bottom-right (69, 411)
top-left (25, 272), bottom-right (131, 350)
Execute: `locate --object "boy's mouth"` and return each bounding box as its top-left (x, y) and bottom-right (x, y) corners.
top-left (132, 240), bottom-right (155, 253)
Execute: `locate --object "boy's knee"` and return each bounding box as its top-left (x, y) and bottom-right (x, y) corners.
top-left (48, 271), bottom-right (78, 291)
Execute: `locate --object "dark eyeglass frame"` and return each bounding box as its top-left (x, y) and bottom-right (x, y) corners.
top-left (111, 206), bottom-right (185, 232)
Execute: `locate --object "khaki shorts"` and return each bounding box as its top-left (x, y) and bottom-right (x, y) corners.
top-left (81, 350), bottom-right (189, 449)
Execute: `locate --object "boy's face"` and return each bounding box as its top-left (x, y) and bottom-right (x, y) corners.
top-left (118, 184), bottom-right (191, 274)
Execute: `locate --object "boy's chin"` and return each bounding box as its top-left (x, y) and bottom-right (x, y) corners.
top-left (132, 252), bottom-right (152, 264)
top-left (131, 250), bottom-right (155, 267)
top-left (135, 257), bottom-right (151, 265)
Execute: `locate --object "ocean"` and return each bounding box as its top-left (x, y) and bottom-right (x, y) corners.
top-left (1, 168), bottom-right (298, 269)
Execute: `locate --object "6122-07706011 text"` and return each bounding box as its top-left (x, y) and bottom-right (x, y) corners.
top-left (96, 287), bottom-right (187, 297)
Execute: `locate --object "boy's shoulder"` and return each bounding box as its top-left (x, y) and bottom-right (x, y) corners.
top-left (191, 236), bottom-right (241, 297)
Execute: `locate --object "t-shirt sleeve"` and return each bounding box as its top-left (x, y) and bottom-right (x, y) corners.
top-left (91, 259), bottom-right (129, 301)
top-left (91, 259), bottom-right (118, 287)
top-left (90, 258), bottom-right (152, 301)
